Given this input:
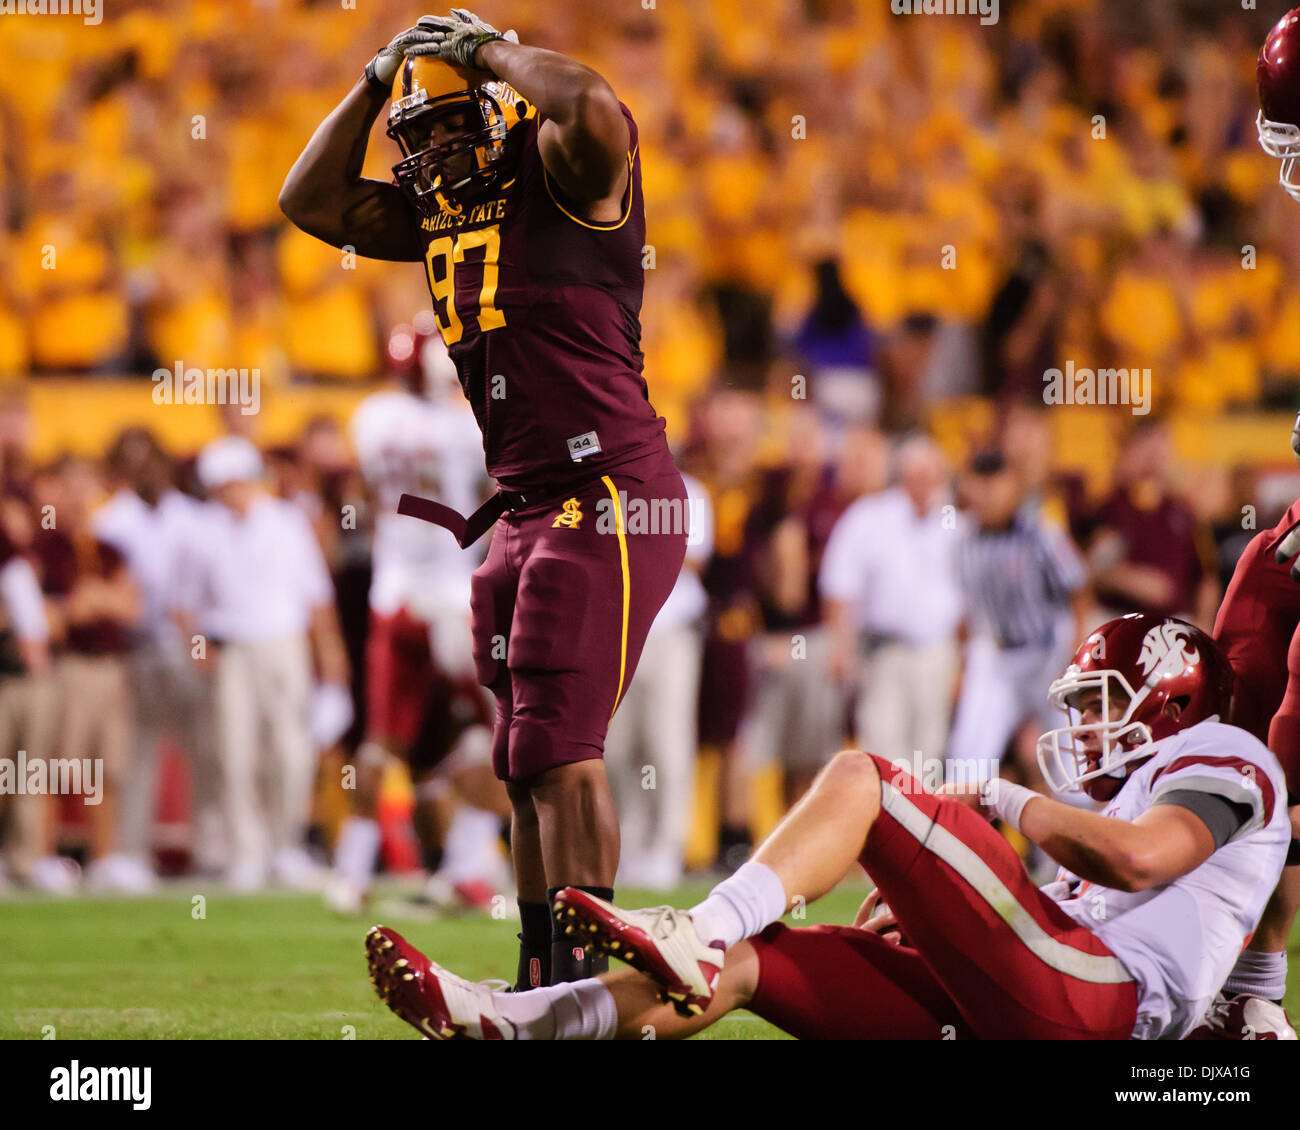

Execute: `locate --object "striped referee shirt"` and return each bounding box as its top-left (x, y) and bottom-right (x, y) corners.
top-left (957, 504), bottom-right (1086, 650)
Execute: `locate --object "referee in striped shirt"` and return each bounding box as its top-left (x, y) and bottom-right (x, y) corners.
top-left (947, 449), bottom-right (1088, 787)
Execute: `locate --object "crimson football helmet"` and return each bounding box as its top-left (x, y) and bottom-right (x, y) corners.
top-left (387, 55), bottom-right (535, 216)
top-left (1258, 7), bottom-right (1300, 203)
top-left (386, 311), bottom-right (460, 400)
top-left (1037, 614), bottom-right (1235, 801)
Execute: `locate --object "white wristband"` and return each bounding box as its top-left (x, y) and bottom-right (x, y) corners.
top-left (980, 780), bottom-right (1038, 833)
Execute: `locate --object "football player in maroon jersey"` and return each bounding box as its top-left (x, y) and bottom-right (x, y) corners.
top-left (1198, 4), bottom-right (1300, 1038)
top-left (281, 10), bottom-right (688, 988)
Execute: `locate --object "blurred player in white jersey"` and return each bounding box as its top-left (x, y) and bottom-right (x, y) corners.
top-left (326, 316), bottom-right (507, 915)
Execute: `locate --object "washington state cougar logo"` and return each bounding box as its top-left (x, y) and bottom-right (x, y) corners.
top-left (1138, 622), bottom-right (1199, 680)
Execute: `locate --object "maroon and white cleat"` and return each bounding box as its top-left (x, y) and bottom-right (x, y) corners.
top-left (1185, 991), bottom-right (1298, 1040)
top-left (365, 925), bottom-right (516, 1040)
top-left (552, 888), bottom-right (725, 1018)
top-left (454, 878), bottom-right (498, 911)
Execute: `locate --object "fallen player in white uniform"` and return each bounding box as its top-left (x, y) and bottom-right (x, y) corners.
top-left (365, 613), bottom-right (1294, 1040)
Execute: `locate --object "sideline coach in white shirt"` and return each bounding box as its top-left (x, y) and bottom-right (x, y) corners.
top-left (819, 436), bottom-right (964, 777)
top-left (183, 437), bottom-right (349, 890)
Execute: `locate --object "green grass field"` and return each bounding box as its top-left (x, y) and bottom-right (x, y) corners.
top-left (0, 880), bottom-right (866, 1040)
top-left (3, 879), bottom-right (1298, 1040)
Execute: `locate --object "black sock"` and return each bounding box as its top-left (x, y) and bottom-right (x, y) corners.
top-left (514, 899), bottom-right (552, 991)
top-left (548, 885), bottom-right (613, 984)
top-left (714, 825), bottom-right (752, 873)
top-left (421, 846), bottom-right (444, 874)
top-left (718, 823), bottom-right (751, 847)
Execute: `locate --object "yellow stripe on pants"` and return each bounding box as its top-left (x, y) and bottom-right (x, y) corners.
top-left (601, 475), bottom-right (631, 721)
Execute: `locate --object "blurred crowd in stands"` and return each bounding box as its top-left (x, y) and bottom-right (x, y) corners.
top-left (0, 384), bottom-right (1292, 893)
top-left (5, 0), bottom-right (1300, 894)
top-left (4, 0), bottom-right (1300, 424)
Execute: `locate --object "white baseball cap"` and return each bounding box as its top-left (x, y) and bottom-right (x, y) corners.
top-left (196, 436), bottom-right (263, 491)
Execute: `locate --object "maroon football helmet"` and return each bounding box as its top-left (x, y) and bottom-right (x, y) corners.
top-left (1037, 614), bottom-right (1235, 801)
top-left (1258, 7), bottom-right (1300, 203)
top-left (385, 311), bottom-right (460, 401)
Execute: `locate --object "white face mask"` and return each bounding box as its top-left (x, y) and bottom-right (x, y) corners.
top-left (1036, 667), bottom-right (1156, 795)
top-left (1258, 110), bottom-right (1300, 204)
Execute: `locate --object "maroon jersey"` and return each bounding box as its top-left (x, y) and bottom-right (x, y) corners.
top-left (418, 99), bottom-right (669, 492)
top-left (1092, 484), bottom-right (1209, 618)
top-left (33, 529), bottom-right (129, 655)
top-left (749, 465), bottom-right (847, 631)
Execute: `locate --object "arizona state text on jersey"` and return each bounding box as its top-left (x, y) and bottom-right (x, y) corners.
top-left (417, 94), bottom-right (668, 492)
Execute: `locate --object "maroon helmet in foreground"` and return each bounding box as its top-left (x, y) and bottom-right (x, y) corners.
top-left (385, 310), bottom-right (461, 401)
top-left (1037, 614), bottom-right (1235, 801)
top-left (1258, 7), bottom-right (1300, 202)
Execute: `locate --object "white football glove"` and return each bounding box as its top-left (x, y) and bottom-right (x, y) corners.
top-left (416, 9), bottom-right (520, 71)
top-left (310, 683), bottom-right (355, 753)
top-left (1275, 519), bottom-right (1300, 581)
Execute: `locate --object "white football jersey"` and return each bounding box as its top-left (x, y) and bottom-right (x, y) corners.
top-left (350, 390), bottom-right (486, 618)
top-left (1050, 719), bottom-right (1290, 1039)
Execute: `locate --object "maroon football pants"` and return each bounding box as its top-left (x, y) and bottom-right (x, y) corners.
top-left (470, 461), bottom-right (688, 782)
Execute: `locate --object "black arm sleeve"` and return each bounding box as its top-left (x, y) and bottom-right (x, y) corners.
top-left (1154, 789), bottom-right (1254, 850)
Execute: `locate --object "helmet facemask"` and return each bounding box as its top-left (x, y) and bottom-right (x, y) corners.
top-left (1036, 668), bottom-right (1155, 798)
top-left (1257, 110), bottom-right (1300, 204)
top-left (388, 88), bottom-right (509, 216)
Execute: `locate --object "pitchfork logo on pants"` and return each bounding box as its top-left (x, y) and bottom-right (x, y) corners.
top-left (552, 498), bottom-right (583, 529)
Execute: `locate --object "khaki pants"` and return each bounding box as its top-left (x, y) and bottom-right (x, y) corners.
top-left (54, 654), bottom-right (131, 859)
top-left (0, 673), bottom-right (57, 878)
top-left (604, 624), bottom-right (702, 886)
top-left (855, 637), bottom-right (959, 778)
top-left (214, 636), bottom-right (314, 875)
top-left (744, 627), bottom-right (844, 773)
top-left (55, 654), bottom-right (130, 784)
